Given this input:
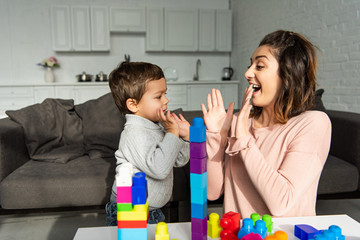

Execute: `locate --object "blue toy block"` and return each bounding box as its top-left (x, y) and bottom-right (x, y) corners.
top-left (191, 186), bottom-right (207, 204)
top-left (314, 225), bottom-right (345, 240)
top-left (190, 142), bottom-right (207, 158)
top-left (132, 172), bottom-right (147, 205)
top-left (190, 156), bottom-right (207, 174)
top-left (238, 218), bottom-right (267, 239)
top-left (294, 224), bottom-right (322, 240)
top-left (117, 228), bottom-right (147, 240)
top-left (190, 172), bottom-right (207, 189)
top-left (190, 118), bottom-right (206, 143)
top-left (191, 202), bottom-right (207, 219)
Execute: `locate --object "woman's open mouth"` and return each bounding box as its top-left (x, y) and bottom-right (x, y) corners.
top-left (252, 84), bottom-right (261, 95)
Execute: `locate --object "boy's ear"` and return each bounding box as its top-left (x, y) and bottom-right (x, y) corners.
top-left (126, 98), bottom-right (138, 113)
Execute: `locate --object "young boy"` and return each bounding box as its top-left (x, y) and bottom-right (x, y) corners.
top-left (106, 61), bottom-right (190, 225)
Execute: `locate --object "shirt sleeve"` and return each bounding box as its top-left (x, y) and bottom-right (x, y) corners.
top-left (174, 141), bottom-right (190, 168)
top-left (225, 112), bottom-right (332, 216)
top-left (206, 130), bottom-right (227, 201)
top-left (121, 128), bottom-right (185, 180)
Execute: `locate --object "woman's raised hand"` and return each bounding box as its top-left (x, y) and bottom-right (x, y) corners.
top-left (201, 89), bottom-right (234, 138)
top-left (235, 84), bottom-right (253, 138)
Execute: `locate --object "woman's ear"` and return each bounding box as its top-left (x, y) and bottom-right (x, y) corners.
top-left (126, 98), bottom-right (138, 113)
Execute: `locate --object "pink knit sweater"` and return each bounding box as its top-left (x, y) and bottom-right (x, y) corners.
top-left (207, 110), bottom-right (331, 218)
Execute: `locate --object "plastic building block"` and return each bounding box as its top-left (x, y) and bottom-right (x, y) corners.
top-left (251, 213), bottom-right (261, 226)
top-left (190, 142), bottom-right (207, 158)
top-left (192, 217), bottom-right (207, 235)
top-left (117, 202), bottom-right (149, 221)
top-left (190, 156), bottom-right (207, 174)
top-left (208, 213), bottom-right (222, 238)
top-left (117, 203), bottom-right (132, 212)
top-left (190, 117), bottom-right (206, 143)
top-left (314, 225), bottom-right (345, 240)
top-left (132, 172), bottom-right (148, 205)
top-left (118, 228), bottom-right (147, 240)
top-left (220, 211), bottom-right (241, 238)
top-left (190, 172), bottom-right (207, 189)
top-left (192, 231), bottom-right (207, 240)
top-left (262, 214), bottom-right (273, 233)
top-left (191, 186), bottom-right (207, 204)
top-left (116, 162), bottom-right (133, 187)
top-left (240, 232), bottom-right (263, 240)
top-left (117, 219), bottom-right (147, 228)
top-left (116, 186), bottom-right (132, 203)
top-left (294, 224), bottom-right (322, 240)
top-left (155, 222), bottom-right (169, 240)
top-left (191, 202), bottom-right (208, 219)
top-left (238, 218), bottom-right (267, 239)
top-left (220, 231), bottom-right (238, 240)
top-left (265, 231), bottom-right (288, 240)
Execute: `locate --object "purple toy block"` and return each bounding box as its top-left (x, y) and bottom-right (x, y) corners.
top-left (190, 142), bottom-right (206, 158)
top-left (117, 186), bottom-right (132, 203)
top-left (190, 156), bottom-right (207, 174)
top-left (191, 217), bottom-right (207, 235)
top-left (294, 224), bottom-right (322, 240)
top-left (192, 231), bottom-right (207, 240)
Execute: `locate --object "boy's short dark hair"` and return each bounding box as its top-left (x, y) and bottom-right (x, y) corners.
top-left (109, 61), bottom-right (165, 115)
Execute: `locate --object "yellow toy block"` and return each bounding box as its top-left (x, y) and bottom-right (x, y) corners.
top-left (207, 212), bottom-right (222, 238)
top-left (117, 202), bottom-right (149, 221)
top-left (155, 222), bottom-right (169, 240)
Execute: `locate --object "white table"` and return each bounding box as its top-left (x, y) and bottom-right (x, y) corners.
top-left (73, 214), bottom-right (360, 240)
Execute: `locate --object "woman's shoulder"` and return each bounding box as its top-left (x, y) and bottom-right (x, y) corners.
top-left (290, 110), bottom-right (331, 129)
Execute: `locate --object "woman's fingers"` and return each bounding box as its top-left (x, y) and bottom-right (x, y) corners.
top-left (215, 89), bottom-right (224, 108)
top-left (211, 88), bottom-right (218, 107)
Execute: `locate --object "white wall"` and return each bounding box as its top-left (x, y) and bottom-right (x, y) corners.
top-left (0, 0), bottom-right (230, 85)
top-left (231, 0), bottom-right (360, 113)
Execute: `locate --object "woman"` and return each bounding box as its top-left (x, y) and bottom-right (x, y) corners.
top-left (202, 30), bottom-right (331, 218)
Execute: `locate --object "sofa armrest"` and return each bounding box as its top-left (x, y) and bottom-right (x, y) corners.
top-left (326, 110), bottom-right (360, 175)
top-left (0, 118), bottom-right (29, 182)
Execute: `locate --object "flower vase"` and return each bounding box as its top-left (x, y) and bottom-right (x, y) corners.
top-left (44, 67), bottom-right (55, 83)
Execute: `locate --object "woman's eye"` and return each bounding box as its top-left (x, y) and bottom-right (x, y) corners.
top-left (256, 65), bottom-right (264, 70)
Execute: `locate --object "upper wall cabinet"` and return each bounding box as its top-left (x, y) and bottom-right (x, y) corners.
top-left (146, 8), bottom-right (232, 52)
top-left (164, 9), bottom-right (198, 51)
top-left (51, 5), bottom-right (110, 52)
top-left (110, 8), bottom-right (146, 32)
top-left (216, 10), bottom-right (232, 52)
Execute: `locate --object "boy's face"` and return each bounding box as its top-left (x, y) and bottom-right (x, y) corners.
top-left (134, 78), bottom-right (169, 122)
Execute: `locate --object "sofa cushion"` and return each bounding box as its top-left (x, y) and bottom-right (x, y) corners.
top-left (5, 99), bottom-right (85, 163)
top-left (0, 155), bottom-right (116, 209)
top-left (75, 93), bottom-right (125, 160)
top-left (313, 88), bottom-right (326, 112)
top-left (318, 155), bottom-right (359, 194)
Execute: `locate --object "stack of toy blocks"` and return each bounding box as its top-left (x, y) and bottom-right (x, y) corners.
top-left (190, 117), bottom-right (207, 240)
top-left (116, 163), bottom-right (149, 240)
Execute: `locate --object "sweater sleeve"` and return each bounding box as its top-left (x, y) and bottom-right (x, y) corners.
top-left (122, 129), bottom-right (185, 180)
top-left (206, 130), bottom-right (227, 201)
top-left (225, 111), bottom-right (332, 216)
top-left (174, 141), bottom-right (190, 168)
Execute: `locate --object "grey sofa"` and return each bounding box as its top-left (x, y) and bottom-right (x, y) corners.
top-left (0, 91), bottom-right (359, 221)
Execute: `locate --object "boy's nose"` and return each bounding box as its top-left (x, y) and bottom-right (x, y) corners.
top-left (164, 96), bottom-right (169, 104)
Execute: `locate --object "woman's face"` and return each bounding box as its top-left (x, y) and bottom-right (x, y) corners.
top-left (244, 45), bottom-right (282, 110)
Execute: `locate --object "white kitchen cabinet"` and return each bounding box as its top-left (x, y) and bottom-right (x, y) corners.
top-left (199, 9), bottom-right (216, 51)
top-left (91, 6), bottom-right (110, 51)
top-left (71, 6), bottom-right (91, 51)
top-left (51, 6), bottom-right (72, 51)
top-left (110, 7), bottom-right (146, 32)
top-left (0, 87), bottom-right (35, 118)
top-left (164, 9), bottom-right (198, 51)
top-left (146, 8), bottom-right (164, 51)
top-left (51, 5), bottom-right (109, 52)
top-left (34, 86), bottom-right (55, 103)
top-left (55, 86), bottom-right (76, 100)
top-left (216, 10), bottom-right (232, 52)
top-left (166, 85), bottom-right (188, 110)
top-left (75, 86), bottom-right (110, 104)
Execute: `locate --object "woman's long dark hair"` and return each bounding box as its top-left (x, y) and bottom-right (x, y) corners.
top-left (250, 30), bottom-right (318, 124)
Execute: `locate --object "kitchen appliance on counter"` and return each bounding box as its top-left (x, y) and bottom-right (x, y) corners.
top-left (76, 72), bottom-right (93, 82)
top-left (222, 67), bottom-right (234, 80)
top-left (95, 71), bottom-right (108, 82)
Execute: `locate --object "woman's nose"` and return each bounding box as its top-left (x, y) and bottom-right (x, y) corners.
top-left (244, 66), bottom-right (254, 80)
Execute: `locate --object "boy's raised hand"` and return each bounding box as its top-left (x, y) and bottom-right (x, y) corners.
top-left (158, 108), bottom-right (180, 137)
top-left (171, 113), bottom-right (190, 141)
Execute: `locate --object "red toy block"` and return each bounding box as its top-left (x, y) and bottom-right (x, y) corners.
top-left (220, 230), bottom-right (239, 240)
top-left (220, 211), bottom-right (241, 237)
top-left (117, 219), bottom-right (147, 228)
